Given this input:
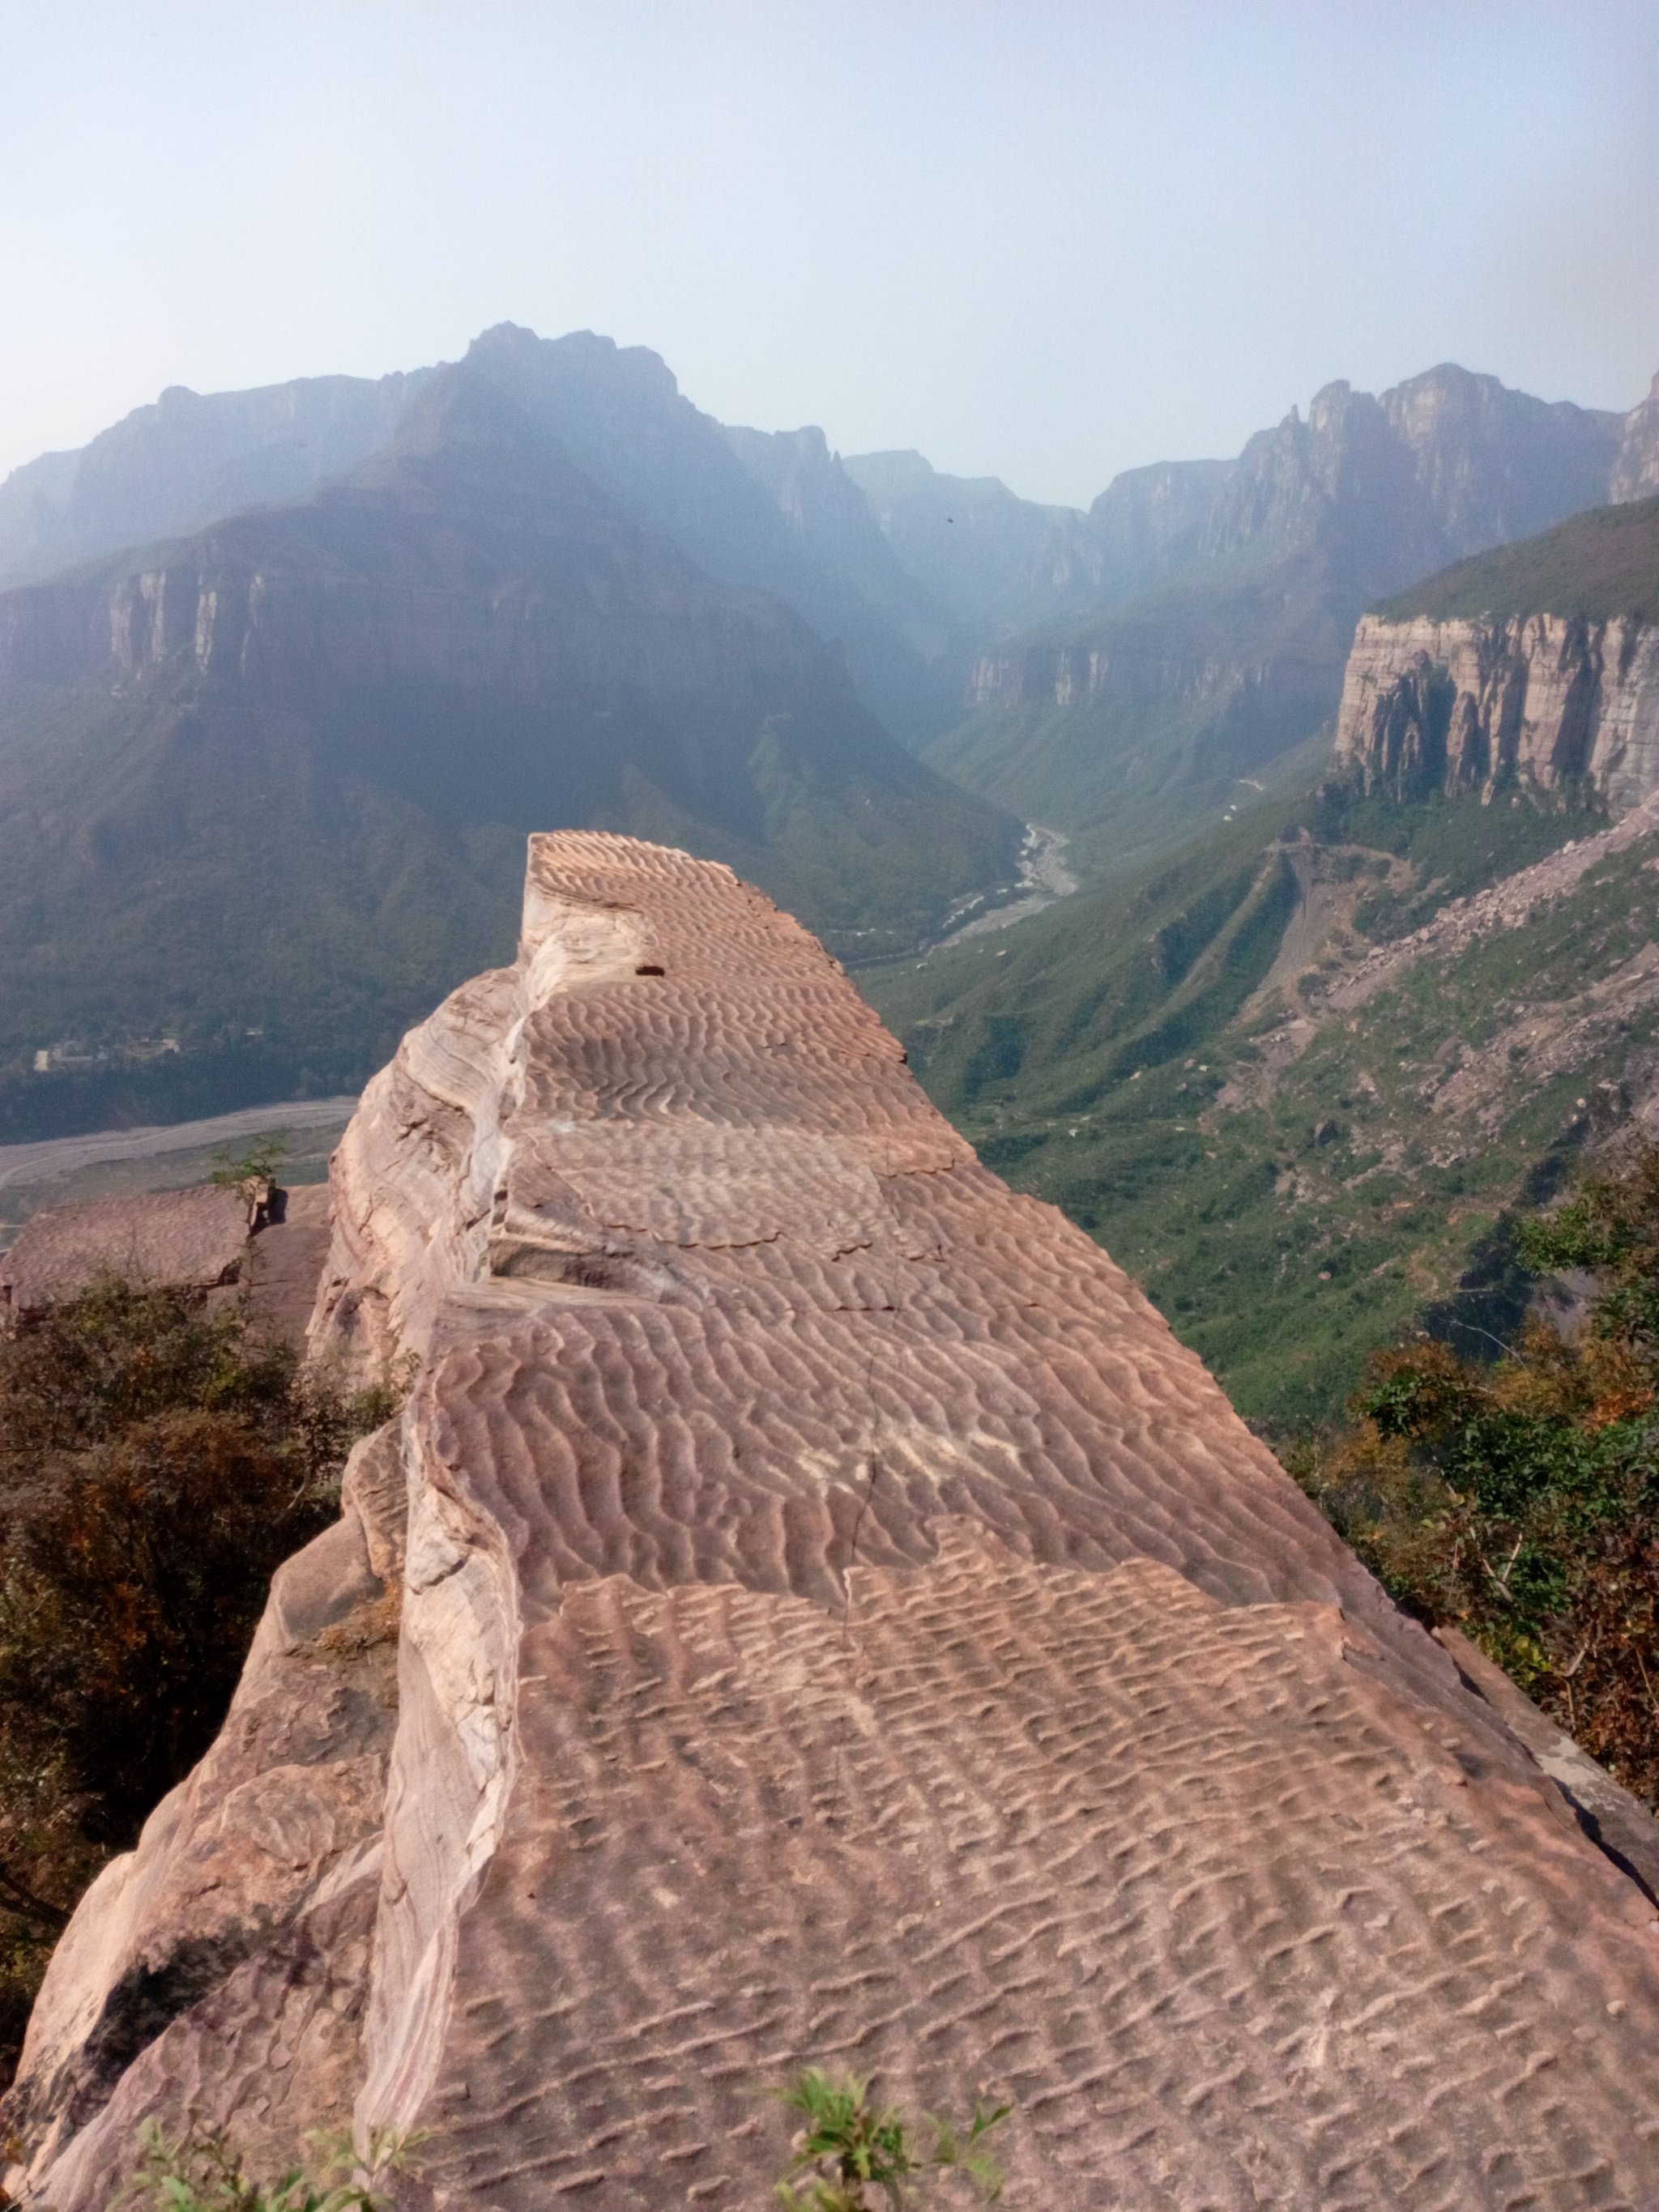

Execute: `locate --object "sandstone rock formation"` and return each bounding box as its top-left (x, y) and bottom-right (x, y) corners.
top-left (0, 1184), bottom-right (254, 1320)
top-left (0, 1180), bottom-right (331, 1340)
top-left (1333, 608), bottom-right (1659, 808)
top-left (10, 834), bottom-right (1659, 2210)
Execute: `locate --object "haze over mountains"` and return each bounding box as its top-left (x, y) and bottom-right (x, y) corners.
top-left (868, 492), bottom-right (1659, 1426)
top-left (0, 330), bottom-right (1021, 1133)
top-left (2, 322), bottom-right (1657, 1141)
top-left (931, 365), bottom-right (1659, 871)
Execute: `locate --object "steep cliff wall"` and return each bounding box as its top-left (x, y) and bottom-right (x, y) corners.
top-left (922, 364), bottom-right (1656, 867)
top-left (1332, 609), bottom-right (1659, 806)
top-left (9, 834), bottom-right (1659, 2212)
top-left (1612, 372), bottom-right (1659, 503)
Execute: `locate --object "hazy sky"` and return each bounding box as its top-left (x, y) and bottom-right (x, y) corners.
top-left (2, 1), bottom-right (1656, 507)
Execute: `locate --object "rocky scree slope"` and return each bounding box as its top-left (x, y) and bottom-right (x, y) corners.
top-left (8, 833), bottom-right (1659, 2212)
top-left (0, 367), bottom-right (1015, 1133)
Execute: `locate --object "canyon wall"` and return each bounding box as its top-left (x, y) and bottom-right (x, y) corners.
top-left (0, 547), bottom-right (838, 707)
top-left (1332, 610), bottom-right (1659, 808)
top-left (8, 836), bottom-right (1659, 2210)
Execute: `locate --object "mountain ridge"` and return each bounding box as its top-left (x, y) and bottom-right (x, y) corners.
top-left (0, 364), bottom-right (1017, 1136)
top-left (919, 362), bottom-right (1657, 874)
top-left (867, 487), bottom-right (1659, 1426)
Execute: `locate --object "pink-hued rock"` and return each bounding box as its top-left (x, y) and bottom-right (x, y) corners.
top-left (0, 1184), bottom-right (252, 1319)
top-left (11, 833), bottom-right (1659, 2210)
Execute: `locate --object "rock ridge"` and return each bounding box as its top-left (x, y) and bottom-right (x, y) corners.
top-left (9, 834), bottom-right (1659, 2209)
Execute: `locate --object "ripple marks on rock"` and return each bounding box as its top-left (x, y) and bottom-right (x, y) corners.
top-left (422, 1533), bottom-right (1659, 2210)
top-left (15, 833), bottom-right (1659, 2210)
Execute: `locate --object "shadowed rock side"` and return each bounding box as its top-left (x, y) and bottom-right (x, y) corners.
top-left (11, 833), bottom-right (1659, 2210)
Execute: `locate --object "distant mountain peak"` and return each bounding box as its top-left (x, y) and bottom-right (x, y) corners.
top-left (465, 320), bottom-right (685, 407)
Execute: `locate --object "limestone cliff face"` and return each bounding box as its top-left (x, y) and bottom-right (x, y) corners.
top-left (0, 424), bottom-right (844, 714)
top-left (1612, 372), bottom-right (1659, 504)
top-left (0, 367), bottom-right (1015, 1095)
top-left (9, 836), bottom-right (1659, 2210)
top-left (967, 635), bottom-right (1258, 711)
top-left (1332, 609), bottom-right (1659, 806)
top-left (0, 543), bottom-right (832, 704)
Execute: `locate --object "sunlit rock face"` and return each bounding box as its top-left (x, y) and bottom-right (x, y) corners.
top-left (11, 834), bottom-right (1659, 2211)
top-left (1333, 610), bottom-right (1659, 808)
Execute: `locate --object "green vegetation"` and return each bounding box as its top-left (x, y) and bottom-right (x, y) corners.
top-left (0, 375), bottom-right (1023, 1143)
top-left (122, 2120), bottom-right (416, 2212)
top-left (0, 1284), bottom-right (394, 2090)
top-left (1373, 494), bottom-right (1659, 624)
top-left (865, 784), bottom-right (1608, 1428)
top-left (0, 670), bottom-right (518, 1139)
top-left (1293, 1137), bottom-right (1659, 1805)
top-left (0, 659), bottom-right (1016, 1141)
top-left (873, 762), bottom-right (1659, 1792)
top-left (773, 2069), bottom-right (1009, 2210)
top-left (919, 548), bottom-right (1344, 877)
top-left (210, 1137), bottom-right (290, 1191)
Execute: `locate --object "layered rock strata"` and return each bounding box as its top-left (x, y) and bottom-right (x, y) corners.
top-left (11, 834), bottom-right (1659, 2210)
top-left (1333, 609), bottom-right (1659, 807)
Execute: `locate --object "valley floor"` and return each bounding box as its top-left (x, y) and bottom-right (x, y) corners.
top-left (867, 786), bottom-right (1657, 1429)
top-left (0, 1099), bottom-right (355, 1251)
top-left (937, 822), bottom-right (1079, 945)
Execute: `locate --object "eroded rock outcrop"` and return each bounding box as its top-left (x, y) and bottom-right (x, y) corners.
top-left (1333, 608), bottom-right (1659, 807)
top-left (0, 1185), bottom-right (253, 1321)
top-left (11, 834), bottom-right (1659, 2209)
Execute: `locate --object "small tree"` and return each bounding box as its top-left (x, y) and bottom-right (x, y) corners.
top-left (209, 1137), bottom-right (289, 1192)
top-left (773, 2069), bottom-right (1010, 2210)
top-left (1290, 1133), bottom-right (1659, 1803)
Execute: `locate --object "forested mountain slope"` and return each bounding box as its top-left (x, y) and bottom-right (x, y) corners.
top-left (0, 369), bottom-right (1016, 1138)
top-left (867, 497), bottom-right (1659, 1428)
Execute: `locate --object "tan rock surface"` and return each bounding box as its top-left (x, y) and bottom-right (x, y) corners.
top-left (1332, 610), bottom-right (1659, 809)
top-left (0, 1183), bottom-right (251, 1319)
top-left (13, 833), bottom-right (1659, 2209)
